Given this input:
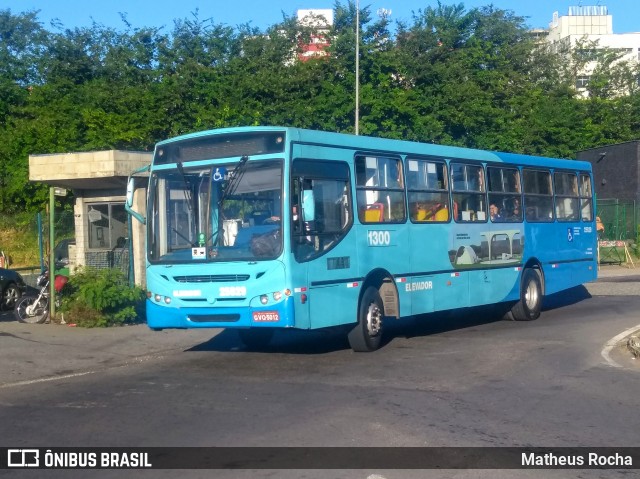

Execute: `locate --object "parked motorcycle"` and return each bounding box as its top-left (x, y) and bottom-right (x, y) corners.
top-left (14, 269), bottom-right (68, 324)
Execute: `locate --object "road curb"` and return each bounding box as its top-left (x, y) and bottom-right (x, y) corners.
top-left (601, 323), bottom-right (640, 370)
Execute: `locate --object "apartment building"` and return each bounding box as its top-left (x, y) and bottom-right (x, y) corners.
top-left (543, 5), bottom-right (640, 94)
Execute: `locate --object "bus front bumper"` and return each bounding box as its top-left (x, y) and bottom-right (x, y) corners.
top-left (145, 298), bottom-right (296, 330)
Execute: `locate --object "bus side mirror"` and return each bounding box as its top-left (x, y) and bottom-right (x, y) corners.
top-left (126, 177), bottom-right (135, 208)
top-left (302, 189), bottom-right (315, 222)
top-left (125, 164), bottom-right (150, 224)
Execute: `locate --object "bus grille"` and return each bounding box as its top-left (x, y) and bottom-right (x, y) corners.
top-left (173, 274), bottom-right (250, 283)
top-left (188, 314), bottom-right (240, 323)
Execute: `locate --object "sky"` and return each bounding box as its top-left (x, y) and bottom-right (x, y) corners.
top-left (4, 0), bottom-right (640, 34)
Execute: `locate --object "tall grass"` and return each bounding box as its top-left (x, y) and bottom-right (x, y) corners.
top-left (0, 213), bottom-right (41, 268)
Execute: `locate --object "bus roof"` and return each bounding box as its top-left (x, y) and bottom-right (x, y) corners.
top-left (157, 126), bottom-right (592, 171)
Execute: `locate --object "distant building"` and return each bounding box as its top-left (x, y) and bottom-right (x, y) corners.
top-left (543, 5), bottom-right (640, 95)
top-left (296, 9), bottom-right (333, 61)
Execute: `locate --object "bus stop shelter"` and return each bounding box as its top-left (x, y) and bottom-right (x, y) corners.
top-left (28, 150), bottom-right (150, 286)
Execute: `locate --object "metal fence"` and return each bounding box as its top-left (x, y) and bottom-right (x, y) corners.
top-left (596, 199), bottom-right (638, 243)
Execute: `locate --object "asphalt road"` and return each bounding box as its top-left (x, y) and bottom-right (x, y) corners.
top-left (1, 274), bottom-right (640, 478)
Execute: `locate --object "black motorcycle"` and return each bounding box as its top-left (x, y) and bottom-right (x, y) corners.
top-left (14, 270), bottom-right (68, 324)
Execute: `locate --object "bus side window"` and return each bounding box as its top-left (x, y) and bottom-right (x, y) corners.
top-left (355, 156), bottom-right (406, 223)
top-left (450, 163), bottom-right (486, 222)
top-left (579, 173), bottom-right (593, 221)
top-left (554, 171), bottom-right (579, 222)
top-left (406, 158), bottom-right (449, 223)
top-left (487, 166), bottom-right (522, 222)
top-left (523, 168), bottom-right (553, 222)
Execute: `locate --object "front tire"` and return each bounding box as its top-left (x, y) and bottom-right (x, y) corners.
top-left (15, 295), bottom-right (49, 324)
top-left (508, 268), bottom-right (542, 321)
top-left (2, 283), bottom-right (21, 310)
top-left (348, 286), bottom-right (384, 352)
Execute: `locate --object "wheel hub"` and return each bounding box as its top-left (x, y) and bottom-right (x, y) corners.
top-left (366, 302), bottom-right (382, 336)
top-left (525, 280), bottom-right (538, 309)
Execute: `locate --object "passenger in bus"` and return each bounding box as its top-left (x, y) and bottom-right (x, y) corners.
top-left (508, 197), bottom-right (522, 221)
top-left (510, 205), bottom-right (522, 221)
top-left (489, 203), bottom-right (503, 222)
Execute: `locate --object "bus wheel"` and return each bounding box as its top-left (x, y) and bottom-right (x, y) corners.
top-left (348, 287), bottom-right (384, 352)
top-left (238, 329), bottom-right (274, 350)
top-left (508, 268), bottom-right (542, 321)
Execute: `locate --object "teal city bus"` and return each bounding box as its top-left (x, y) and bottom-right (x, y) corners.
top-left (125, 127), bottom-right (597, 351)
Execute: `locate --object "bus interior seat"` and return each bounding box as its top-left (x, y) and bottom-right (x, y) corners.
top-left (433, 204), bottom-right (448, 221)
top-left (364, 202), bottom-right (384, 222)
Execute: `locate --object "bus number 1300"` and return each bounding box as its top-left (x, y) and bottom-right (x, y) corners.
top-left (367, 230), bottom-right (391, 247)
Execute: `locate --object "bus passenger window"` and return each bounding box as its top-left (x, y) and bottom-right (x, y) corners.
top-left (451, 163), bottom-right (486, 223)
top-left (355, 156), bottom-right (406, 223)
top-left (579, 173), bottom-right (593, 221)
top-left (523, 168), bottom-right (553, 222)
top-left (487, 166), bottom-right (522, 222)
top-left (406, 158), bottom-right (449, 223)
top-left (554, 172), bottom-right (579, 221)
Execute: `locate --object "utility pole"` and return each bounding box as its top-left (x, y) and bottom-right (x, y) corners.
top-left (355, 0), bottom-right (360, 135)
top-left (49, 187), bottom-right (56, 321)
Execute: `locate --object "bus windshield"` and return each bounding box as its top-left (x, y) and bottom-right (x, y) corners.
top-left (148, 159), bottom-right (283, 263)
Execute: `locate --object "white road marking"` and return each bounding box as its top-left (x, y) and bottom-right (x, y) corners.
top-left (0, 371), bottom-right (96, 389)
top-left (601, 323), bottom-right (640, 368)
top-left (0, 354), bottom-right (165, 389)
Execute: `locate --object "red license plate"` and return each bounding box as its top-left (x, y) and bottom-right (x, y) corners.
top-left (252, 311), bottom-right (280, 322)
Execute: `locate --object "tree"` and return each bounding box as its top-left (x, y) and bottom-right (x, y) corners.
top-left (2, 3), bottom-right (640, 215)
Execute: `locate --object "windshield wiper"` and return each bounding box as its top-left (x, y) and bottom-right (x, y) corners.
top-left (172, 227), bottom-right (195, 247)
top-left (218, 155), bottom-right (249, 208)
top-left (176, 162), bottom-right (194, 214)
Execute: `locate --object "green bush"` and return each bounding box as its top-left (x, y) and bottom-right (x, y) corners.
top-left (59, 267), bottom-right (146, 327)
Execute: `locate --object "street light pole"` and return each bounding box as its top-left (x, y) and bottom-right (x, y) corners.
top-left (355, 0), bottom-right (360, 135)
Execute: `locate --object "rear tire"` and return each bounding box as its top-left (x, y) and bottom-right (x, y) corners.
top-left (348, 286), bottom-right (384, 352)
top-left (15, 295), bottom-right (49, 324)
top-left (508, 268), bottom-right (542, 321)
top-left (238, 329), bottom-right (274, 350)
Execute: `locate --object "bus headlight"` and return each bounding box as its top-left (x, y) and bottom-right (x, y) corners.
top-left (154, 294), bottom-right (162, 302)
top-left (260, 295), bottom-right (268, 305)
top-left (164, 296), bottom-right (171, 304)
top-left (273, 291), bottom-right (282, 301)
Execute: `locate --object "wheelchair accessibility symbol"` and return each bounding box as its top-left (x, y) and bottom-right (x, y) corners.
top-left (567, 228), bottom-right (573, 242)
top-left (213, 167), bottom-right (226, 182)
